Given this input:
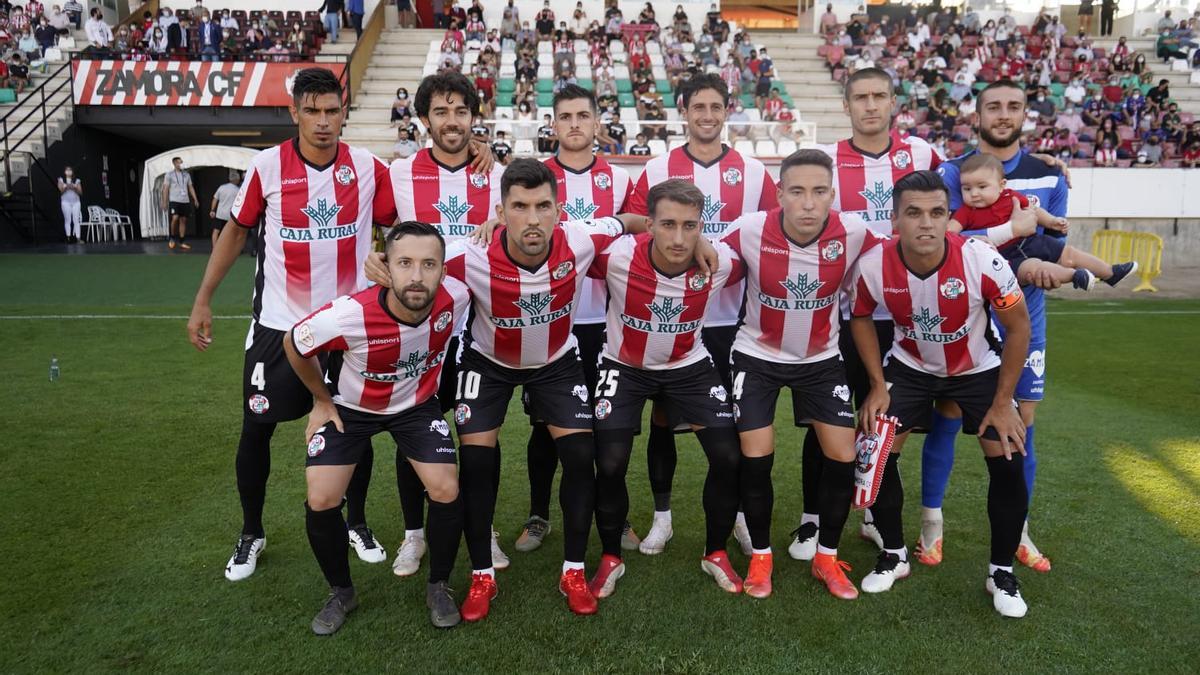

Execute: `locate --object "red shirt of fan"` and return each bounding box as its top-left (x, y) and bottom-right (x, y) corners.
top-left (231, 139), bottom-right (396, 331)
top-left (544, 155), bottom-right (633, 324)
top-left (388, 148), bottom-right (504, 244)
top-left (764, 97), bottom-right (784, 119)
top-left (953, 188), bottom-right (1030, 250)
top-left (627, 144), bottom-right (779, 325)
top-left (724, 209), bottom-right (882, 364)
top-left (851, 234), bottom-right (1024, 377)
top-left (293, 280), bottom-right (471, 414)
top-left (589, 233), bottom-right (742, 370)
top-left (447, 217), bottom-right (627, 369)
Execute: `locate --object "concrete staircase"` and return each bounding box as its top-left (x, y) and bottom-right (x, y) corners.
top-left (749, 30), bottom-right (849, 143)
top-left (341, 27), bottom-right (441, 158)
top-left (0, 57), bottom-right (74, 191)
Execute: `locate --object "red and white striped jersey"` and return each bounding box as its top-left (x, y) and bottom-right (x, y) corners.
top-left (545, 155), bottom-right (632, 324)
top-left (388, 148), bottom-right (505, 244)
top-left (447, 217), bottom-right (627, 369)
top-left (724, 209), bottom-right (882, 364)
top-left (814, 136), bottom-right (942, 236)
top-left (851, 234), bottom-right (1024, 377)
top-left (627, 144), bottom-right (779, 326)
top-left (589, 233), bottom-right (742, 370)
top-left (292, 280), bottom-right (471, 415)
top-left (232, 139), bottom-right (396, 331)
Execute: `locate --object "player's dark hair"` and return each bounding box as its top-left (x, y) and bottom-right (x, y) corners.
top-left (501, 158), bottom-right (558, 202)
top-left (291, 67), bottom-right (343, 104)
top-left (844, 67), bottom-right (893, 100)
top-left (979, 79), bottom-right (1025, 107)
top-left (646, 179), bottom-right (704, 220)
top-left (385, 220), bottom-right (447, 260)
top-left (171, 157), bottom-right (182, 163)
top-left (892, 170), bottom-right (949, 210)
top-left (414, 71), bottom-right (480, 119)
top-left (960, 153), bottom-right (1005, 179)
top-left (679, 73), bottom-right (728, 109)
top-left (553, 83), bottom-right (597, 114)
top-left (779, 148), bottom-right (833, 183)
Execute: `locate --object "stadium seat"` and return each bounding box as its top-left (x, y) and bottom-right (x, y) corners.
top-left (648, 139), bottom-right (668, 155)
top-left (537, 79), bottom-right (554, 93)
top-left (668, 137), bottom-right (686, 151)
top-left (777, 139), bottom-right (798, 156)
top-left (755, 140), bottom-right (777, 157)
top-left (537, 92), bottom-right (554, 107)
top-left (514, 139), bottom-right (535, 156)
top-left (0, 89), bottom-right (15, 104)
top-left (617, 80), bottom-right (633, 93)
top-left (734, 139), bottom-right (756, 156)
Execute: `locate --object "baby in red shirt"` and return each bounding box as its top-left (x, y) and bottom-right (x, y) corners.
top-left (948, 153), bottom-right (1137, 290)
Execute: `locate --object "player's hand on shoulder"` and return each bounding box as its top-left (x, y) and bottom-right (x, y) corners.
top-left (470, 218), bottom-right (499, 246)
top-left (306, 398), bottom-right (343, 444)
top-left (1032, 152), bottom-right (1072, 187)
top-left (364, 251), bottom-right (392, 288)
top-left (468, 139), bottom-right (495, 174)
top-left (187, 302), bottom-right (213, 352)
top-left (695, 236), bottom-right (719, 275)
top-left (978, 401), bottom-right (1025, 459)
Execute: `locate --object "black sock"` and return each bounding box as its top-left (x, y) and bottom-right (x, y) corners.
top-left (595, 430), bottom-right (635, 557)
top-left (527, 424), bottom-right (557, 520)
top-left (426, 495), bottom-right (464, 583)
top-left (871, 454), bottom-right (906, 550)
top-left (697, 427), bottom-right (741, 555)
top-left (985, 454), bottom-right (1029, 567)
top-left (459, 445), bottom-right (498, 570)
top-left (396, 456), bottom-right (426, 532)
top-left (236, 418), bottom-right (276, 538)
top-left (345, 442), bottom-right (372, 527)
top-left (647, 423), bottom-right (677, 511)
top-left (305, 501), bottom-right (351, 588)
top-left (801, 430), bottom-right (824, 516)
top-left (493, 440), bottom-right (503, 497)
top-left (739, 454), bottom-right (774, 550)
top-left (556, 432), bottom-right (596, 563)
top-left (816, 457), bottom-right (856, 551)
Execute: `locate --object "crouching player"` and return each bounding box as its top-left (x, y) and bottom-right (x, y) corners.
top-left (283, 222), bottom-right (471, 634)
top-left (850, 171), bottom-right (1034, 618)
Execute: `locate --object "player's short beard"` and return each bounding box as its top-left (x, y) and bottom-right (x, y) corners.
top-left (979, 121), bottom-right (1020, 150)
top-left (394, 284), bottom-right (434, 312)
top-left (433, 126), bottom-right (470, 155)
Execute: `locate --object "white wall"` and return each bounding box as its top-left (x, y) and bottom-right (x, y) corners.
top-left (1065, 168), bottom-right (1200, 219)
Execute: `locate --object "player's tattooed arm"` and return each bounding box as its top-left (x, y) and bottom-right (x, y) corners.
top-left (850, 316), bottom-right (889, 433)
top-left (467, 139), bottom-right (495, 174)
top-left (282, 330), bottom-right (343, 443)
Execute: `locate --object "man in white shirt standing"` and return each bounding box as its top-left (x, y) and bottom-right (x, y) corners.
top-left (161, 156), bottom-right (199, 251)
top-left (84, 7), bottom-right (112, 48)
top-left (208, 170), bottom-right (241, 248)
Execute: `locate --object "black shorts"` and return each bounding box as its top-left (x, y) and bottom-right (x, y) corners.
top-left (593, 357), bottom-right (735, 433)
top-left (437, 335), bottom-right (463, 414)
top-left (306, 400), bottom-right (458, 467)
top-left (243, 321), bottom-right (320, 423)
top-left (730, 351), bottom-right (856, 431)
top-left (454, 348), bottom-right (594, 434)
top-left (1001, 234), bottom-right (1067, 276)
top-left (212, 218), bottom-right (227, 231)
top-left (884, 359), bottom-right (1005, 440)
top-left (701, 324), bottom-right (736, 390)
top-left (573, 322), bottom-right (606, 394)
top-left (838, 318), bottom-right (894, 408)
top-left (169, 201), bottom-right (193, 218)
top-left (755, 81), bottom-right (771, 97)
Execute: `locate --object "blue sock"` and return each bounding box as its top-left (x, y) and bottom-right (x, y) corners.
top-left (920, 411), bottom-right (962, 509)
top-left (1023, 424), bottom-right (1036, 508)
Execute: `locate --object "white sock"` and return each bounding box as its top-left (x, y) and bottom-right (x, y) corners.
top-left (562, 560), bottom-right (585, 573)
top-left (752, 547), bottom-right (771, 555)
top-left (816, 545), bottom-right (837, 556)
top-left (735, 511), bottom-right (747, 523)
top-left (474, 567), bottom-right (495, 578)
top-left (921, 507), bottom-right (943, 522)
top-left (800, 512), bottom-right (820, 527)
top-left (653, 510), bottom-right (672, 525)
top-left (405, 528), bottom-right (424, 539)
top-left (884, 546), bottom-right (908, 562)
top-left (863, 508), bottom-right (874, 525)
top-left (989, 564), bottom-right (1013, 577)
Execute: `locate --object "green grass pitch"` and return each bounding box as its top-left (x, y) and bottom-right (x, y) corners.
top-left (1, 253), bottom-right (1198, 673)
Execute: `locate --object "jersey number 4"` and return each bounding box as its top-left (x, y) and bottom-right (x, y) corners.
top-left (251, 362), bottom-right (266, 391)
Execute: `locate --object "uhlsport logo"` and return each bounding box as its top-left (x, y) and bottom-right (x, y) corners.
top-left (335, 164), bottom-right (355, 186)
top-left (434, 195), bottom-right (473, 222)
top-left (563, 197), bottom-right (599, 220)
top-left (434, 311), bottom-right (452, 332)
top-left (248, 394), bottom-right (270, 414)
top-left (939, 277), bottom-right (966, 300)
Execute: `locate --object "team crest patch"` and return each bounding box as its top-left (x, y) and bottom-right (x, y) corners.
top-left (595, 398), bottom-right (612, 420)
top-left (454, 403), bottom-right (471, 425)
top-left (248, 394), bottom-right (270, 414)
top-left (295, 322), bottom-right (315, 348)
top-left (709, 385), bottom-right (728, 402)
top-left (833, 385), bottom-right (851, 402)
top-left (434, 311), bottom-right (452, 332)
top-left (822, 240), bottom-right (845, 262)
top-left (939, 277), bottom-right (966, 300)
top-left (335, 165), bottom-right (355, 186)
top-left (429, 419), bottom-right (450, 436)
top-left (688, 273), bottom-right (708, 291)
top-left (470, 173), bottom-right (488, 189)
top-left (552, 261), bottom-right (574, 280)
top-left (722, 167), bottom-right (742, 186)
top-left (307, 434), bottom-right (325, 457)
top-left (892, 150), bottom-right (912, 170)
top-left (593, 173), bottom-right (611, 190)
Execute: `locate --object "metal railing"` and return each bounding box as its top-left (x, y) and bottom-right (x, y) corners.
top-left (1, 58), bottom-right (73, 194)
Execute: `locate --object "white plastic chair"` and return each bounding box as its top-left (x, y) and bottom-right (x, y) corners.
top-left (734, 139), bottom-right (755, 156)
top-left (105, 208), bottom-right (134, 241)
top-left (514, 139), bottom-right (536, 156)
top-left (81, 206), bottom-right (107, 242)
top-left (755, 140), bottom-right (777, 157)
top-left (647, 139), bottom-right (667, 155)
top-left (776, 139), bottom-right (798, 156)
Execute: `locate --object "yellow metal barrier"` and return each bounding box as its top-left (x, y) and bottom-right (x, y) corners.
top-left (1091, 230), bottom-right (1163, 292)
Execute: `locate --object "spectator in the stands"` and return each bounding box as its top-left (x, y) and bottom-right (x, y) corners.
top-left (629, 132), bottom-right (651, 155)
top-left (1094, 139), bottom-right (1118, 166)
top-left (85, 7), bottom-right (112, 48)
top-left (762, 87), bottom-right (784, 121)
top-left (605, 8), bottom-right (622, 41)
top-left (1182, 140), bottom-right (1200, 168)
top-left (219, 9), bottom-right (237, 32)
top-left (1058, 104), bottom-right (1085, 136)
top-left (220, 26), bottom-right (237, 58)
top-left (536, 113), bottom-right (556, 152)
top-left (535, 0), bottom-right (554, 40)
top-left (1157, 11), bottom-right (1176, 34)
top-left (62, 0), bottom-right (81, 29)
top-left (643, 99), bottom-right (668, 139)
top-left (35, 15), bottom-right (56, 55)
top-left (199, 12), bottom-right (222, 62)
top-left (391, 87), bottom-right (412, 124)
top-left (147, 25), bottom-right (168, 57)
top-left (553, 63), bottom-right (577, 93)
top-left (1096, 116), bottom-right (1120, 151)
top-left (513, 101), bottom-right (535, 140)
top-left (1147, 78), bottom-right (1171, 108)
top-left (6, 53), bottom-right (28, 93)
top-left (600, 109), bottom-right (626, 154)
top-left (1055, 127), bottom-right (1078, 157)
top-left (286, 20), bottom-right (306, 55)
top-left (1028, 87), bottom-right (1057, 123)
top-left (491, 130), bottom-right (513, 165)
top-left (1123, 86), bottom-right (1147, 126)
top-left (48, 5), bottom-right (69, 34)
top-left (1156, 28), bottom-right (1187, 61)
top-left (1063, 76), bottom-right (1087, 107)
top-left (464, 11), bottom-right (484, 43)
top-left (474, 64), bottom-right (495, 117)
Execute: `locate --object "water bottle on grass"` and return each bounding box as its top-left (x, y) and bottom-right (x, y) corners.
top-left (49, 357), bottom-right (60, 382)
